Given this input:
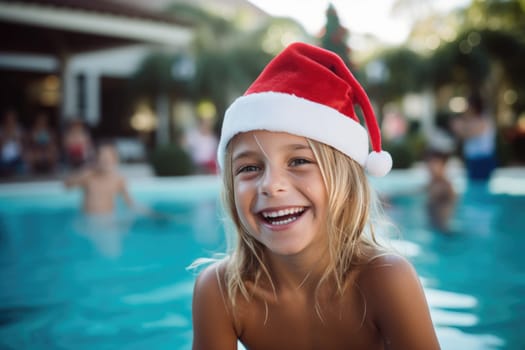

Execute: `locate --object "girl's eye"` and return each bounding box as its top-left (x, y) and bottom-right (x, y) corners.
top-left (236, 165), bottom-right (260, 174)
top-left (290, 158), bottom-right (312, 167)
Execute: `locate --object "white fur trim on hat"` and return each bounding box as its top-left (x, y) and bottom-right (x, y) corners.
top-left (217, 92), bottom-right (369, 169)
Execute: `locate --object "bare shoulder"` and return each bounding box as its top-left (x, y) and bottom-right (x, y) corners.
top-left (357, 253), bottom-right (441, 350)
top-left (193, 260), bottom-right (227, 297)
top-left (356, 253), bottom-right (421, 309)
top-left (360, 253), bottom-right (418, 284)
top-left (192, 260), bottom-right (238, 350)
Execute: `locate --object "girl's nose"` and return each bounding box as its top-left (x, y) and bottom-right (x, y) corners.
top-left (259, 166), bottom-right (287, 196)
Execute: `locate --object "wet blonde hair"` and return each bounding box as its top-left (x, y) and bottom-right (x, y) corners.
top-left (220, 137), bottom-right (387, 313)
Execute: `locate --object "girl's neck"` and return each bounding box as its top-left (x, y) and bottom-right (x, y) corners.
top-left (265, 248), bottom-right (330, 293)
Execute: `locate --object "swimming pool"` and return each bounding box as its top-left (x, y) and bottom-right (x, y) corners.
top-left (0, 170), bottom-right (523, 349)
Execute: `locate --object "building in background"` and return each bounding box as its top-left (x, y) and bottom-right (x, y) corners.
top-left (0, 0), bottom-right (276, 157)
top-left (0, 0), bottom-right (194, 154)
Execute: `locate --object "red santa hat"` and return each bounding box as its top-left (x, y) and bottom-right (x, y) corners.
top-left (217, 42), bottom-right (392, 176)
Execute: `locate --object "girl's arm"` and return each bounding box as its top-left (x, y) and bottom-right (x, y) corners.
top-left (363, 254), bottom-right (441, 350)
top-left (192, 262), bottom-right (238, 350)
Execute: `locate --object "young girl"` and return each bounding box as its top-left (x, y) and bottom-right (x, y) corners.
top-left (192, 42), bottom-right (440, 350)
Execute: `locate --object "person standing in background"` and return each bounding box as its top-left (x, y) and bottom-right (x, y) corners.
top-left (63, 119), bottom-right (93, 170)
top-left (27, 112), bottom-right (59, 174)
top-left (452, 93), bottom-right (497, 181)
top-left (0, 108), bottom-right (26, 177)
top-left (183, 117), bottom-right (218, 174)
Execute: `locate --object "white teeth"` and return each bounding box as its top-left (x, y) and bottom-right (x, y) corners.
top-left (270, 216), bottom-right (298, 226)
top-left (261, 207), bottom-right (304, 219)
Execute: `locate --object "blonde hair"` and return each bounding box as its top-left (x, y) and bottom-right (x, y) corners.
top-left (219, 138), bottom-right (387, 314)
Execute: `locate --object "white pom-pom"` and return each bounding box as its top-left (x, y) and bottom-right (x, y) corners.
top-left (365, 151), bottom-right (392, 177)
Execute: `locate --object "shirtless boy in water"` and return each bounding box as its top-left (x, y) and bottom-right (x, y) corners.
top-left (426, 150), bottom-right (456, 232)
top-left (64, 142), bottom-right (134, 215)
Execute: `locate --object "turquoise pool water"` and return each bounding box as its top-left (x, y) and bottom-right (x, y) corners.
top-left (0, 172), bottom-right (523, 349)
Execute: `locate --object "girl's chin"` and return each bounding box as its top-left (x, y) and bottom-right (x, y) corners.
top-left (266, 246), bottom-right (306, 257)
top-left (259, 233), bottom-right (310, 257)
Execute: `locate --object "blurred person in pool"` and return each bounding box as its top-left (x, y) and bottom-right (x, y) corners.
top-left (64, 140), bottom-right (134, 215)
top-left (425, 149), bottom-right (456, 233)
top-left (192, 42), bottom-right (440, 350)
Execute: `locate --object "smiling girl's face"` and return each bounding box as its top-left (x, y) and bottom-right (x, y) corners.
top-left (230, 130), bottom-right (328, 257)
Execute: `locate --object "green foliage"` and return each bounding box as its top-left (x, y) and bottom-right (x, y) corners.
top-left (132, 53), bottom-right (173, 94)
top-left (365, 48), bottom-right (427, 101)
top-left (190, 45), bottom-right (273, 114)
top-left (426, 28), bottom-right (525, 123)
top-left (426, 28), bottom-right (525, 90)
top-left (368, 28), bottom-right (525, 102)
top-left (428, 31), bottom-right (491, 88)
top-left (495, 127), bottom-right (515, 166)
top-left (383, 130), bottom-right (427, 169)
top-left (477, 30), bottom-right (525, 89)
top-left (465, 0), bottom-right (525, 34)
top-left (160, 4), bottom-right (301, 120)
top-left (132, 52), bottom-right (193, 98)
top-left (383, 142), bottom-right (412, 169)
top-left (149, 144), bottom-right (194, 176)
top-left (319, 3), bottom-right (352, 68)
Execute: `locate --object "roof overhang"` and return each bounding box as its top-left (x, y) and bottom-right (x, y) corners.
top-left (0, 0), bottom-right (193, 54)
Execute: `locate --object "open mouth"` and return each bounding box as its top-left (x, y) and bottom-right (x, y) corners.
top-left (260, 207), bottom-right (306, 226)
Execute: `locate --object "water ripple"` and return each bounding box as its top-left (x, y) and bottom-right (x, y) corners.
top-left (122, 280), bottom-right (194, 305)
